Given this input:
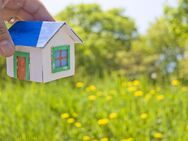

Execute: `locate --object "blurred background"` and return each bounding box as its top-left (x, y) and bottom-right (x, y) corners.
top-left (1, 0), bottom-right (188, 140)
top-left (46, 0), bottom-right (187, 82)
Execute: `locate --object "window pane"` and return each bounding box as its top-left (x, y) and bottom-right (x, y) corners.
top-left (62, 50), bottom-right (68, 57)
top-left (55, 60), bottom-right (61, 68)
top-left (52, 46), bottom-right (70, 73)
top-left (61, 59), bottom-right (68, 67)
top-left (55, 50), bottom-right (60, 58)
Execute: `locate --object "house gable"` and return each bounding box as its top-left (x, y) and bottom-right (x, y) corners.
top-left (9, 21), bottom-right (82, 48)
top-left (41, 26), bottom-right (75, 82)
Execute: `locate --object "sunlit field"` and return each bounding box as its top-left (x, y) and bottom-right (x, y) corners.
top-left (0, 77), bottom-right (187, 141)
top-left (0, 1), bottom-right (188, 140)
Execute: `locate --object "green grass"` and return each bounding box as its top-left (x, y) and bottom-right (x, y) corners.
top-left (0, 76), bottom-right (188, 141)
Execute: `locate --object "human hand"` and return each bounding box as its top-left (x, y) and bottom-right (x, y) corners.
top-left (0, 0), bottom-right (54, 57)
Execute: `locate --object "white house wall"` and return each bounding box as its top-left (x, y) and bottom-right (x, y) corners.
top-left (42, 26), bottom-right (75, 83)
top-left (7, 46), bottom-right (43, 82)
top-left (6, 56), bottom-right (14, 77)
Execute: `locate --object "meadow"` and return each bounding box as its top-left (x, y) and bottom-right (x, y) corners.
top-left (0, 76), bottom-right (187, 141)
top-left (0, 1), bottom-right (187, 140)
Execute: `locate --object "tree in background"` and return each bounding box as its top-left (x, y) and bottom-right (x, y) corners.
top-left (56, 4), bottom-right (137, 76)
top-left (164, 0), bottom-right (188, 48)
top-left (130, 0), bottom-right (188, 82)
top-left (144, 18), bottom-right (183, 82)
top-left (164, 0), bottom-right (188, 81)
top-left (55, 3), bottom-right (188, 82)
top-left (145, 0), bottom-right (188, 81)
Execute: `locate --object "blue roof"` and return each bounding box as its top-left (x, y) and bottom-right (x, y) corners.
top-left (9, 21), bottom-right (65, 48)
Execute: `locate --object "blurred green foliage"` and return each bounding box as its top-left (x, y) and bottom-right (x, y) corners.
top-left (56, 4), bottom-right (137, 76)
top-left (143, 0), bottom-right (188, 81)
top-left (55, 2), bottom-right (188, 82)
top-left (1, 2), bottom-right (188, 82)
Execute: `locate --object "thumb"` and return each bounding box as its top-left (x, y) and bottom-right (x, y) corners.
top-left (0, 16), bottom-right (14, 57)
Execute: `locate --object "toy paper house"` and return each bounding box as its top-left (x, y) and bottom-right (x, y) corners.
top-left (6, 21), bottom-right (82, 83)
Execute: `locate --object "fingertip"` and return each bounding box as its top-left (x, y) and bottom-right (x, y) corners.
top-left (0, 40), bottom-right (14, 57)
top-left (0, 16), bottom-right (15, 57)
top-left (33, 5), bottom-right (55, 21)
top-left (34, 13), bottom-right (55, 21)
top-left (5, 47), bottom-right (14, 57)
top-left (0, 47), bottom-right (5, 56)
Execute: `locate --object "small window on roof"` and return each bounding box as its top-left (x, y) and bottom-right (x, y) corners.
top-left (52, 45), bottom-right (70, 73)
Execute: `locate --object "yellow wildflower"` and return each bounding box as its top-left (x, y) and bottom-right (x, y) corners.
top-left (149, 90), bottom-right (156, 95)
top-left (83, 136), bottom-right (90, 141)
top-left (67, 118), bottom-right (75, 124)
top-left (121, 138), bottom-right (134, 141)
top-left (86, 85), bottom-right (97, 92)
top-left (92, 139), bottom-right (98, 141)
top-left (153, 132), bottom-right (163, 139)
top-left (100, 138), bottom-right (108, 141)
top-left (88, 95), bottom-right (96, 101)
top-left (128, 86), bottom-right (137, 92)
top-left (171, 79), bottom-right (180, 86)
top-left (156, 95), bottom-right (165, 101)
top-left (76, 82), bottom-right (84, 88)
top-left (61, 113), bottom-right (69, 119)
top-left (133, 80), bottom-right (140, 86)
top-left (127, 81), bottom-right (133, 87)
top-left (106, 96), bottom-right (112, 101)
top-left (109, 112), bottom-right (118, 119)
top-left (140, 113), bottom-right (148, 120)
top-left (134, 91), bottom-right (143, 97)
top-left (75, 122), bottom-right (82, 128)
top-left (98, 118), bottom-right (109, 126)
